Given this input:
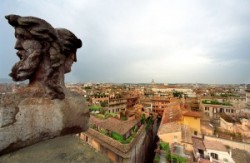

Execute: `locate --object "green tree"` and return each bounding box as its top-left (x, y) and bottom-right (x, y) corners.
top-left (173, 91), bottom-right (183, 98)
top-left (100, 101), bottom-right (108, 107)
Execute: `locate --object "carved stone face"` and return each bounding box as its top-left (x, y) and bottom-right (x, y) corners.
top-left (10, 27), bottom-right (42, 81)
top-left (64, 53), bottom-right (76, 74)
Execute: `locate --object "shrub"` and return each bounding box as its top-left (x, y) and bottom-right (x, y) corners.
top-left (154, 154), bottom-right (160, 163)
top-left (146, 116), bottom-right (153, 131)
top-left (202, 100), bottom-right (232, 106)
top-left (160, 141), bottom-right (171, 161)
top-left (99, 128), bottom-right (108, 135)
top-left (171, 154), bottom-right (187, 163)
top-left (121, 115), bottom-right (128, 121)
top-left (89, 105), bottom-right (102, 112)
top-left (100, 101), bottom-right (108, 107)
top-left (141, 114), bottom-right (146, 124)
top-left (95, 114), bottom-right (105, 119)
top-left (90, 124), bottom-right (97, 129)
top-left (111, 131), bottom-right (124, 141)
top-left (111, 131), bottom-right (135, 144)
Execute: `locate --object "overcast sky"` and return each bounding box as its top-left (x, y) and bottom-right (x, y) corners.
top-left (1, 0), bottom-right (250, 84)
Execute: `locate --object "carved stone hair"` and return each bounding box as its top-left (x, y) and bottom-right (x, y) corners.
top-left (5, 14), bottom-right (57, 41)
top-left (56, 28), bottom-right (82, 61)
top-left (5, 14), bottom-right (64, 68)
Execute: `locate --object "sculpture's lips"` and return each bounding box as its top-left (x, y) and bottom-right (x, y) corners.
top-left (16, 51), bottom-right (23, 60)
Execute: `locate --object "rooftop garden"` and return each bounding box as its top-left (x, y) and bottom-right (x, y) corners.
top-left (110, 127), bottom-right (138, 144)
top-left (90, 113), bottom-right (152, 145)
top-left (89, 105), bottom-right (118, 119)
top-left (90, 123), bottom-right (139, 144)
top-left (89, 105), bottom-right (102, 112)
top-left (220, 93), bottom-right (240, 97)
top-left (202, 100), bottom-right (232, 106)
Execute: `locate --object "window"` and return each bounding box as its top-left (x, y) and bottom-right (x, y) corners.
top-left (211, 153), bottom-right (218, 160)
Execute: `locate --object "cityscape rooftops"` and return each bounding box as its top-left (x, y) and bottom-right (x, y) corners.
top-left (204, 139), bottom-right (227, 152)
top-left (192, 136), bottom-right (206, 150)
top-left (183, 111), bottom-right (201, 118)
top-left (220, 113), bottom-right (237, 123)
top-left (158, 122), bottom-right (181, 134)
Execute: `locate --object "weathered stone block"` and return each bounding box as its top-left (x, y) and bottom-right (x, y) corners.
top-left (0, 93), bottom-right (89, 155)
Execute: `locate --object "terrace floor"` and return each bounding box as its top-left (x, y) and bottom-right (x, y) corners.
top-left (0, 135), bottom-right (111, 163)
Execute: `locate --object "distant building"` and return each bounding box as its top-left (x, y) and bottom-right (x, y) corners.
top-left (200, 99), bottom-right (238, 118)
top-left (192, 136), bottom-right (235, 163)
top-left (152, 97), bottom-right (171, 116)
top-left (106, 97), bottom-right (126, 114)
top-left (151, 87), bottom-right (197, 98)
top-left (227, 96), bottom-right (246, 111)
top-left (126, 96), bottom-right (140, 117)
top-left (185, 97), bottom-right (199, 111)
top-left (246, 84), bottom-right (250, 112)
top-left (140, 98), bottom-right (153, 112)
top-left (91, 96), bottom-right (109, 105)
top-left (182, 111), bottom-right (201, 136)
top-left (151, 79), bottom-right (155, 85)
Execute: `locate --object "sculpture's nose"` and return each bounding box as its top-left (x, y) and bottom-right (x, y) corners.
top-left (14, 39), bottom-right (22, 50)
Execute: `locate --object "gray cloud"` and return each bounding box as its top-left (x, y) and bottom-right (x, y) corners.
top-left (1, 0), bottom-right (250, 84)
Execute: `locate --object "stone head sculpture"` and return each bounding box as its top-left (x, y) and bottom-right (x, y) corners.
top-left (56, 28), bottom-right (82, 74)
top-left (5, 15), bottom-right (82, 99)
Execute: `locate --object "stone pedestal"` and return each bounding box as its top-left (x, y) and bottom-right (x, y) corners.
top-left (0, 92), bottom-right (89, 155)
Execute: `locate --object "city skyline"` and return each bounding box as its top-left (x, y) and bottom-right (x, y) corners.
top-left (1, 0), bottom-right (250, 84)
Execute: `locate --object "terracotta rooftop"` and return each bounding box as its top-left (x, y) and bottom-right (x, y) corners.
top-left (199, 158), bottom-right (212, 163)
top-left (183, 111), bottom-right (201, 118)
top-left (204, 139), bottom-right (227, 152)
top-left (90, 115), bottom-right (140, 135)
top-left (192, 136), bottom-right (205, 150)
top-left (158, 122), bottom-right (181, 135)
top-left (161, 102), bottom-right (182, 124)
top-left (220, 113), bottom-right (236, 123)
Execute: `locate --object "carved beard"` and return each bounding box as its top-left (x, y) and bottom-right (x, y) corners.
top-left (10, 49), bottom-right (41, 81)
